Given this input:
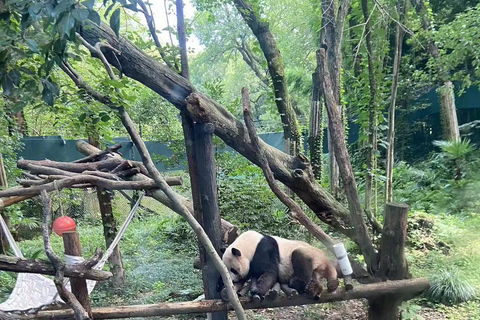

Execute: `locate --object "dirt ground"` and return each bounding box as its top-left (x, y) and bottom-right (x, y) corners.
top-left (230, 300), bottom-right (447, 320)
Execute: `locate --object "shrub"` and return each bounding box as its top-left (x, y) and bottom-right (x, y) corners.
top-left (427, 269), bottom-right (477, 304)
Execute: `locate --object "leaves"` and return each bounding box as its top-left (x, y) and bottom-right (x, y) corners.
top-left (110, 8), bottom-right (121, 37)
top-left (87, 10), bottom-right (101, 25)
top-left (82, 0), bottom-right (95, 10)
top-left (72, 8), bottom-right (90, 22)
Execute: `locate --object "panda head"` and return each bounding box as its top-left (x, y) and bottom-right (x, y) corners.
top-left (222, 247), bottom-right (249, 283)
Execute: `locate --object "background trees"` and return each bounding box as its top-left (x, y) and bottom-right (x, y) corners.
top-left (1, 0), bottom-right (480, 318)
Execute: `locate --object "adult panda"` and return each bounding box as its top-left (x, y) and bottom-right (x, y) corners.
top-left (222, 230), bottom-right (338, 298)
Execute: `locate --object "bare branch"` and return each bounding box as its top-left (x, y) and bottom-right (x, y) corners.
top-left (41, 190), bottom-right (90, 320)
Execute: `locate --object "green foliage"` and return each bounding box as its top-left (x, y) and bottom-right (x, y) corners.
top-left (0, 271), bottom-right (16, 301)
top-left (427, 269), bottom-right (477, 304)
top-left (399, 302), bottom-right (425, 320)
top-left (433, 139), bottom-right (475, 160)
top-left (216, 152), bottom-right (305, 240)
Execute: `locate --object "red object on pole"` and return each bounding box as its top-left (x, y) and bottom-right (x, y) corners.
top-left (52, 216), bottom-right (77, 236)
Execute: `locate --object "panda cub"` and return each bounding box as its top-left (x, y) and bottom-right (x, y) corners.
top-left (222, 230), bottom-right (338, 298)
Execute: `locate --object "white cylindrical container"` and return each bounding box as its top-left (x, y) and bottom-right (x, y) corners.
top-left (333, 242), bottom-right (353, 276)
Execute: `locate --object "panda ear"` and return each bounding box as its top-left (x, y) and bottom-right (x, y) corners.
top-left (232, 248), bottom-right (242, 257)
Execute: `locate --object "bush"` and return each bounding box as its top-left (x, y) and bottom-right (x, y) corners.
top-left (427, 269), bottom-right (477, 304)
top-left (216, 152), bottom-right (304, 240)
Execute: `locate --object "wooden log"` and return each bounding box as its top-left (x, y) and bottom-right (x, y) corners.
top-left (97, 188), bottom-right (124, 288)
top-left (63, 231), bottom-right (92, 318)
top-left (0, 255), bottom-right (112, 280)
top-left (0, 195), bottom-right (32, 208)
top-left (0, 175), bottom-right (158, 198)
top-left (73, 143), bottom-right (122, 163)
top-left (369, 203), bottom-right (410, 320)
top-left (17, 158), bottom-right (123, 174)
top-left (28, 279), bottom-right (429, 320)
top-left (193, 122), bottom-right (227, 320)
top-left (0, 153), bottom-right (8, 188)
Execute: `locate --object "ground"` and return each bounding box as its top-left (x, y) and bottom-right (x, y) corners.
top-left (1, 190), bottom-right (480, 319)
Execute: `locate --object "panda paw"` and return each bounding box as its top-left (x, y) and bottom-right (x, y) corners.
top-left (305, 280), bottom-right (323, 297)
top-left (327, 279), bottom-right (340, 292)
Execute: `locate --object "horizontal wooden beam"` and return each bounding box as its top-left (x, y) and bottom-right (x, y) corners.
top-left (17, 278), bottom-right (429, 319)
top-left (0, 255), bottom-right (112, 281)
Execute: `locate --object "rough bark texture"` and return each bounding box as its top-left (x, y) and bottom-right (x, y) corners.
top-left (0, 254), bottom-right (112, 280)
top-left (385, 0), bottom-right (407, 203)
top-left (176, 0), bottom-right (189, 79)
top-left (309, 73), bottom-right (324, 180)
top-left (41, 191), bottom-right (90, 320)
top-left (361, 0), bottom-right (378, 217)
top-left (369, 203), bottom-right (410, 320)
top-left (97, 188), bottom-right (125, 288)
top-left (193, 123), bottom-right (227, 320)
top-left (319, 0), bottom-right (350, 198)
top-left (410, 0), bottom-right (460, 141)
top-left (439, 81), bottom-right (460, 141)
top-left (62, 231), bottom-right (93, 318)
top-left (0, 153), bottom-right (8, 254)
top-left (0, 154), bottom-right (7, 188)
top-left (77, 21), bottom-right (357, 239)
top-left (317, 49), bottom-right (377, 273)
top-left (29, 279), bottom-right (430, 320)
top-left (233, 0), bottom-right (301, 155)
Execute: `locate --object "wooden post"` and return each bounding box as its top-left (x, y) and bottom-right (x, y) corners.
top-left (0, 154), bottom-right (7, 189)
top-left (97, 188), bottom-right (125, 288)
top-left (193, 122), bottom-right (227, 320)
top-left (63, 231), bottom-right (92, 318)
top-left (368, 203), bottom-right (409, 320)
top-left (0, 154), bottom-right (9, 255)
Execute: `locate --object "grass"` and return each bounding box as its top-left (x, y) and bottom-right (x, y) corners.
top-left (1, 167), bottom-right (480, 319)
top-left (408, 212), bottom-right (480, 318)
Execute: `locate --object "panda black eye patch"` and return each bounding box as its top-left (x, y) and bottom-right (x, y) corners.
top-left (230, 268), bottom-right (238, 275)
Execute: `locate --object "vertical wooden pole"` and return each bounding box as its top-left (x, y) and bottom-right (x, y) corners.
top-left (194, 122), bottom-right (227, 320)
top-left (0, 154), bottom-right (7, 189)
top-left (97, 188), bottom-right (125, 288)
top-left (0, 153), bottom-right (9, 254)
top-left (63, 231), bottom-right (92, 318)
top-left (368, 203), bottom-right (409, 320)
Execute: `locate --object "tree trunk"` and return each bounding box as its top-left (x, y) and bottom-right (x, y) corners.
top-left (0, 153), bottom-right (9, 254)
top-left (361, 0), bottom-right (378, 218)
top-left (89, 138), bottom-right (125, 288)
top-left (309, 73), bottom-right (324, 180)
top-left (317, 48), bottom-right (377, 273)
top-left (320, 0), bottom-right (349, 199)
top-left (233, 0), bottom-right (301, 155)
top-left (385, 0), bottom-right (407, 203)
top-left (440, 81), bottom-right (460, 141)
top-left (0, 154), bottom-right (7, 189)
top-left (97, 188), bottom-right (125, 288)
top-left (410, 0), bottom-right (460, 141)
top-left (368, 203), bottom-right (410, 320)
top-left (79, 21), bottom-right (360, 249)
top-left (193, 123), bottom-right (227, 320)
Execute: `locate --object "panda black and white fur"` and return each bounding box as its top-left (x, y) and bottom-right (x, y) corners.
top-left (222, 230), bottom-right (338, 298)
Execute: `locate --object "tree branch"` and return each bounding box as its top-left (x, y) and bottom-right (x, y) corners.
top-left (233, 0), bottom-right (300, 153)
top-left (60, 38), bottom-right (247, 320)
top-left (41, 190), bottom-right (90, 320)
top-left (317, 49), bottom-right (378, 273)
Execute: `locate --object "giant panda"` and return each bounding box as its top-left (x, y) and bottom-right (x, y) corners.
top-left (222, 230), bottom-right (338, 298)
